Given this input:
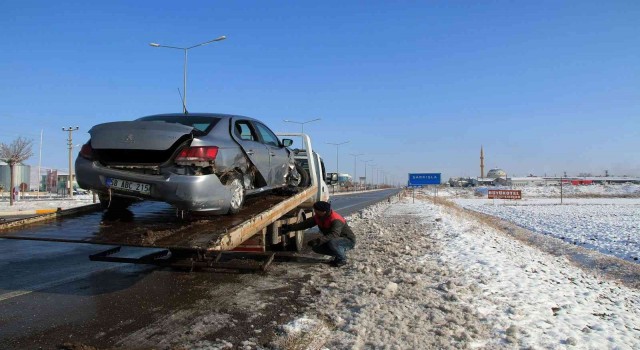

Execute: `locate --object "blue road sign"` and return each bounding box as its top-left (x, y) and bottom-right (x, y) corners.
top-left (408, 173), bottom-right (441, 186)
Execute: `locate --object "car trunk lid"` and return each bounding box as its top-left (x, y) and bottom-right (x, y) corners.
top-left (89, 121), bottom-right (194, 165)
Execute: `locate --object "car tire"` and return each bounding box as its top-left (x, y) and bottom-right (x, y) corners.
top-left (290, 162), bottom-right (311, 188)
top-left (225, 173), bottom-right (245, 214)
top-left (98, 194), bottom-right (135, 210)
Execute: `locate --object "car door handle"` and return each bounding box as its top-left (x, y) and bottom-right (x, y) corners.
top-left (246, 150), bottom-right (255, 155)
top-left (270, 153), bottom-right (276, 157)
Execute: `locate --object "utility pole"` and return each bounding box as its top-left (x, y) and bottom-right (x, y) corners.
top-left (38, 129), bottom-right (43, 198)
top-left (560, 175), bottom-right (563, 205)
top-left (63, 127), bottom-right (79, 198)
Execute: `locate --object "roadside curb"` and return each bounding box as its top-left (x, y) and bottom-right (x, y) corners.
top-left (0, 208), bottom-right (61, 216)
top-left (0, 204), bottom-right (102, 230)
top-left (331, 189), bottom-right (391, 197)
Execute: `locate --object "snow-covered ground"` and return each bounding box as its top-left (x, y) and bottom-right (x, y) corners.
top-left (454, 198), bottom-right (640, 263)
top-left (275, 197), bottom-right (640, 349)
top-left (0, 194), bottom-right (95, 214)
top-left (435, 183), bottom-right (640, 198)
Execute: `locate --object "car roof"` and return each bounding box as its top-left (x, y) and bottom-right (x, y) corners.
top-left (139, 113), bottom-right (260, 123)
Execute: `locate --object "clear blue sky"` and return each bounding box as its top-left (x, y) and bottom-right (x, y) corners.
top-left (2, 1), bottom-right (639, 183)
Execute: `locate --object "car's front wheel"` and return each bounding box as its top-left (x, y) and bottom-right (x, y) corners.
top-left (289, 162), bottom-right (311, 188)
top-left (225, 174), bottom-right (245, 214)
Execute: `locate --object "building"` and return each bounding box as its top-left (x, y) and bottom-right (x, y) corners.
top-left (486, 168), bottom-right (507, 179)
top-left (0, 159), bottom-right (31, 191)
top-left (338, 173), bottom-right (352, 185)
top-left (503, 176), bottom-right (639, 187)
top-left (470, 168), bottom-right (508, 186)
top-left (448, 177), bottom-right (474, 187)
top-left (541, 176), bottom-right (640, 185)
top-left (510, 177), bottom-right (547, 187)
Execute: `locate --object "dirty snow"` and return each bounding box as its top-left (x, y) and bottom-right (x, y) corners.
top-left (278, 197), bottom-right (640, 349)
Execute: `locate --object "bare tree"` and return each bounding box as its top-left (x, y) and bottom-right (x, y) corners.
top-left (0, 137), bottom-right (34, 206)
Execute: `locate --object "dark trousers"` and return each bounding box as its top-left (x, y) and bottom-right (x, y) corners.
top-left (312, 237), bottom-right (355, 262)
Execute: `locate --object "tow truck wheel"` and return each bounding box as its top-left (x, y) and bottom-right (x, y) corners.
top-left (226, 173), bottom-right (245, 214)
top-left (287, 209), bottom-right (307, 252)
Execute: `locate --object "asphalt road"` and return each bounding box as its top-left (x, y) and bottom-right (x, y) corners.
top-left (0, 188), bottom-right (399, 349)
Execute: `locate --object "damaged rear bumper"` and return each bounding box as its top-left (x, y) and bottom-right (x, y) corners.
top-left (75, 157), bottom-right (231, 213)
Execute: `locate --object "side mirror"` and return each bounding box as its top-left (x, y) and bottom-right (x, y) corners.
top-left (326, 172), bottom-right (339, 185)
top-left (282, 138), bottom-right (294, 147)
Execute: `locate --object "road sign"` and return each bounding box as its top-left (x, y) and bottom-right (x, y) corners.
top-left (408, 173), bottom-right (441, 186)
top-left (488, 189), bottom-right (522, 199)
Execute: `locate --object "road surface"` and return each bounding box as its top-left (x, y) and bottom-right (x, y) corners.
top-left (0, 188), bottom-right (399, 349)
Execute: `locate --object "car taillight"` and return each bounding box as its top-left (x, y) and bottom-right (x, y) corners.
top-left (79, 143), bottom-right (93, 160)
top-left (175, 146), bottom-right (219, 163)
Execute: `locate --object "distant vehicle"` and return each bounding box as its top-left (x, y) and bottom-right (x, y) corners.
top-left (75, 113), bottom-right (306, 214)
top-left (290, 148), bottom-right (337, 186)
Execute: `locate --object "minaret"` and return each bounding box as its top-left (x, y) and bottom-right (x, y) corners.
top-left (480, 146), bottom-right (485, 178)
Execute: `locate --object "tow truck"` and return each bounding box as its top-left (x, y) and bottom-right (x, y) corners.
top-left (1, 133), bottom-right (339, 271)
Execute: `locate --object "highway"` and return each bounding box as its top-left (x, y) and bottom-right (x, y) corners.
top-left (0, 188), bottom-right (399, 348)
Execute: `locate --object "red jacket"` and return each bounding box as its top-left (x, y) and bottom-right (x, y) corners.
top-left (314, 210), bottom-right (346, 229)
top-left (288, 210), bottom-right (356, 244)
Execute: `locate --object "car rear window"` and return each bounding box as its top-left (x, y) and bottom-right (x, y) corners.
top-left (136, 115), bottom-right (221, 135)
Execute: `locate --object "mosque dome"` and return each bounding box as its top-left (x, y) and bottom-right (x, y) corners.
top-left (486, 168), bottom-right (507, 179)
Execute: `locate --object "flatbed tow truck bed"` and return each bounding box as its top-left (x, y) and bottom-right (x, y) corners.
top-left (0, 133), bottom-right (330, 271)
top-left (2, 186), bottom-right (316, 248)
top-left (1, 186), bottom-right (322, 271)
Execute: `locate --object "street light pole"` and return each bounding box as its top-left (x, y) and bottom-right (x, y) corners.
top-left (283, 118), bottom-right (321, 134)
top-left (62, 126), bottom-right (79, 198)
top-left (371, 165), bottom-right (377, 188)
top-left (350, 153), bottom-right (364, 189)
top-left (362, 159), bottom-right (373, 188)
top-left (326, 141), bottom-right (350, 188)
top-left (150, 36), bottom-right (226, 114)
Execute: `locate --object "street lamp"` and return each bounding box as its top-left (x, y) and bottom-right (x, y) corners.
top-left (149, 35), bottom-right (227, 114)
top-left (362, 159), bottom-right (373, 188)
top-left (371, 165), bottom-right (378, 188)
top-left (369, 164), bottom-right (378, 188)
top-left (350, 153), bottom-right (364, 189)
top-left (326, 141), bottom-right (350, 187)
top-left (283, 118), bottom-right (321, 134)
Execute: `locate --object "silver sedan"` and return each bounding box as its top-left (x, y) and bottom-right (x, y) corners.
top-left (75, 113), bottom-right (306, 214)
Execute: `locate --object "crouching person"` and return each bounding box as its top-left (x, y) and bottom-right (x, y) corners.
top-left (282, 201), bottom-right (356, 267)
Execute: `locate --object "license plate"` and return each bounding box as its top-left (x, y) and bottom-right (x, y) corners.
top-left (106, 178), bottom-right (151, 195)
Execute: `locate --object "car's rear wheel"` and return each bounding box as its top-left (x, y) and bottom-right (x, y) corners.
top-left (225, 173), bottom-right (245, 214)
top-left (98, 194), bottom-right (135, 210)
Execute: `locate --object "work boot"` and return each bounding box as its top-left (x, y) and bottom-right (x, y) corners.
top-left (330, 259), bottom-right (347, 267)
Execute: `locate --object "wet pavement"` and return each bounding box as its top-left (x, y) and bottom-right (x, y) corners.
top-left (0, 188), bottom-right (399, 349)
